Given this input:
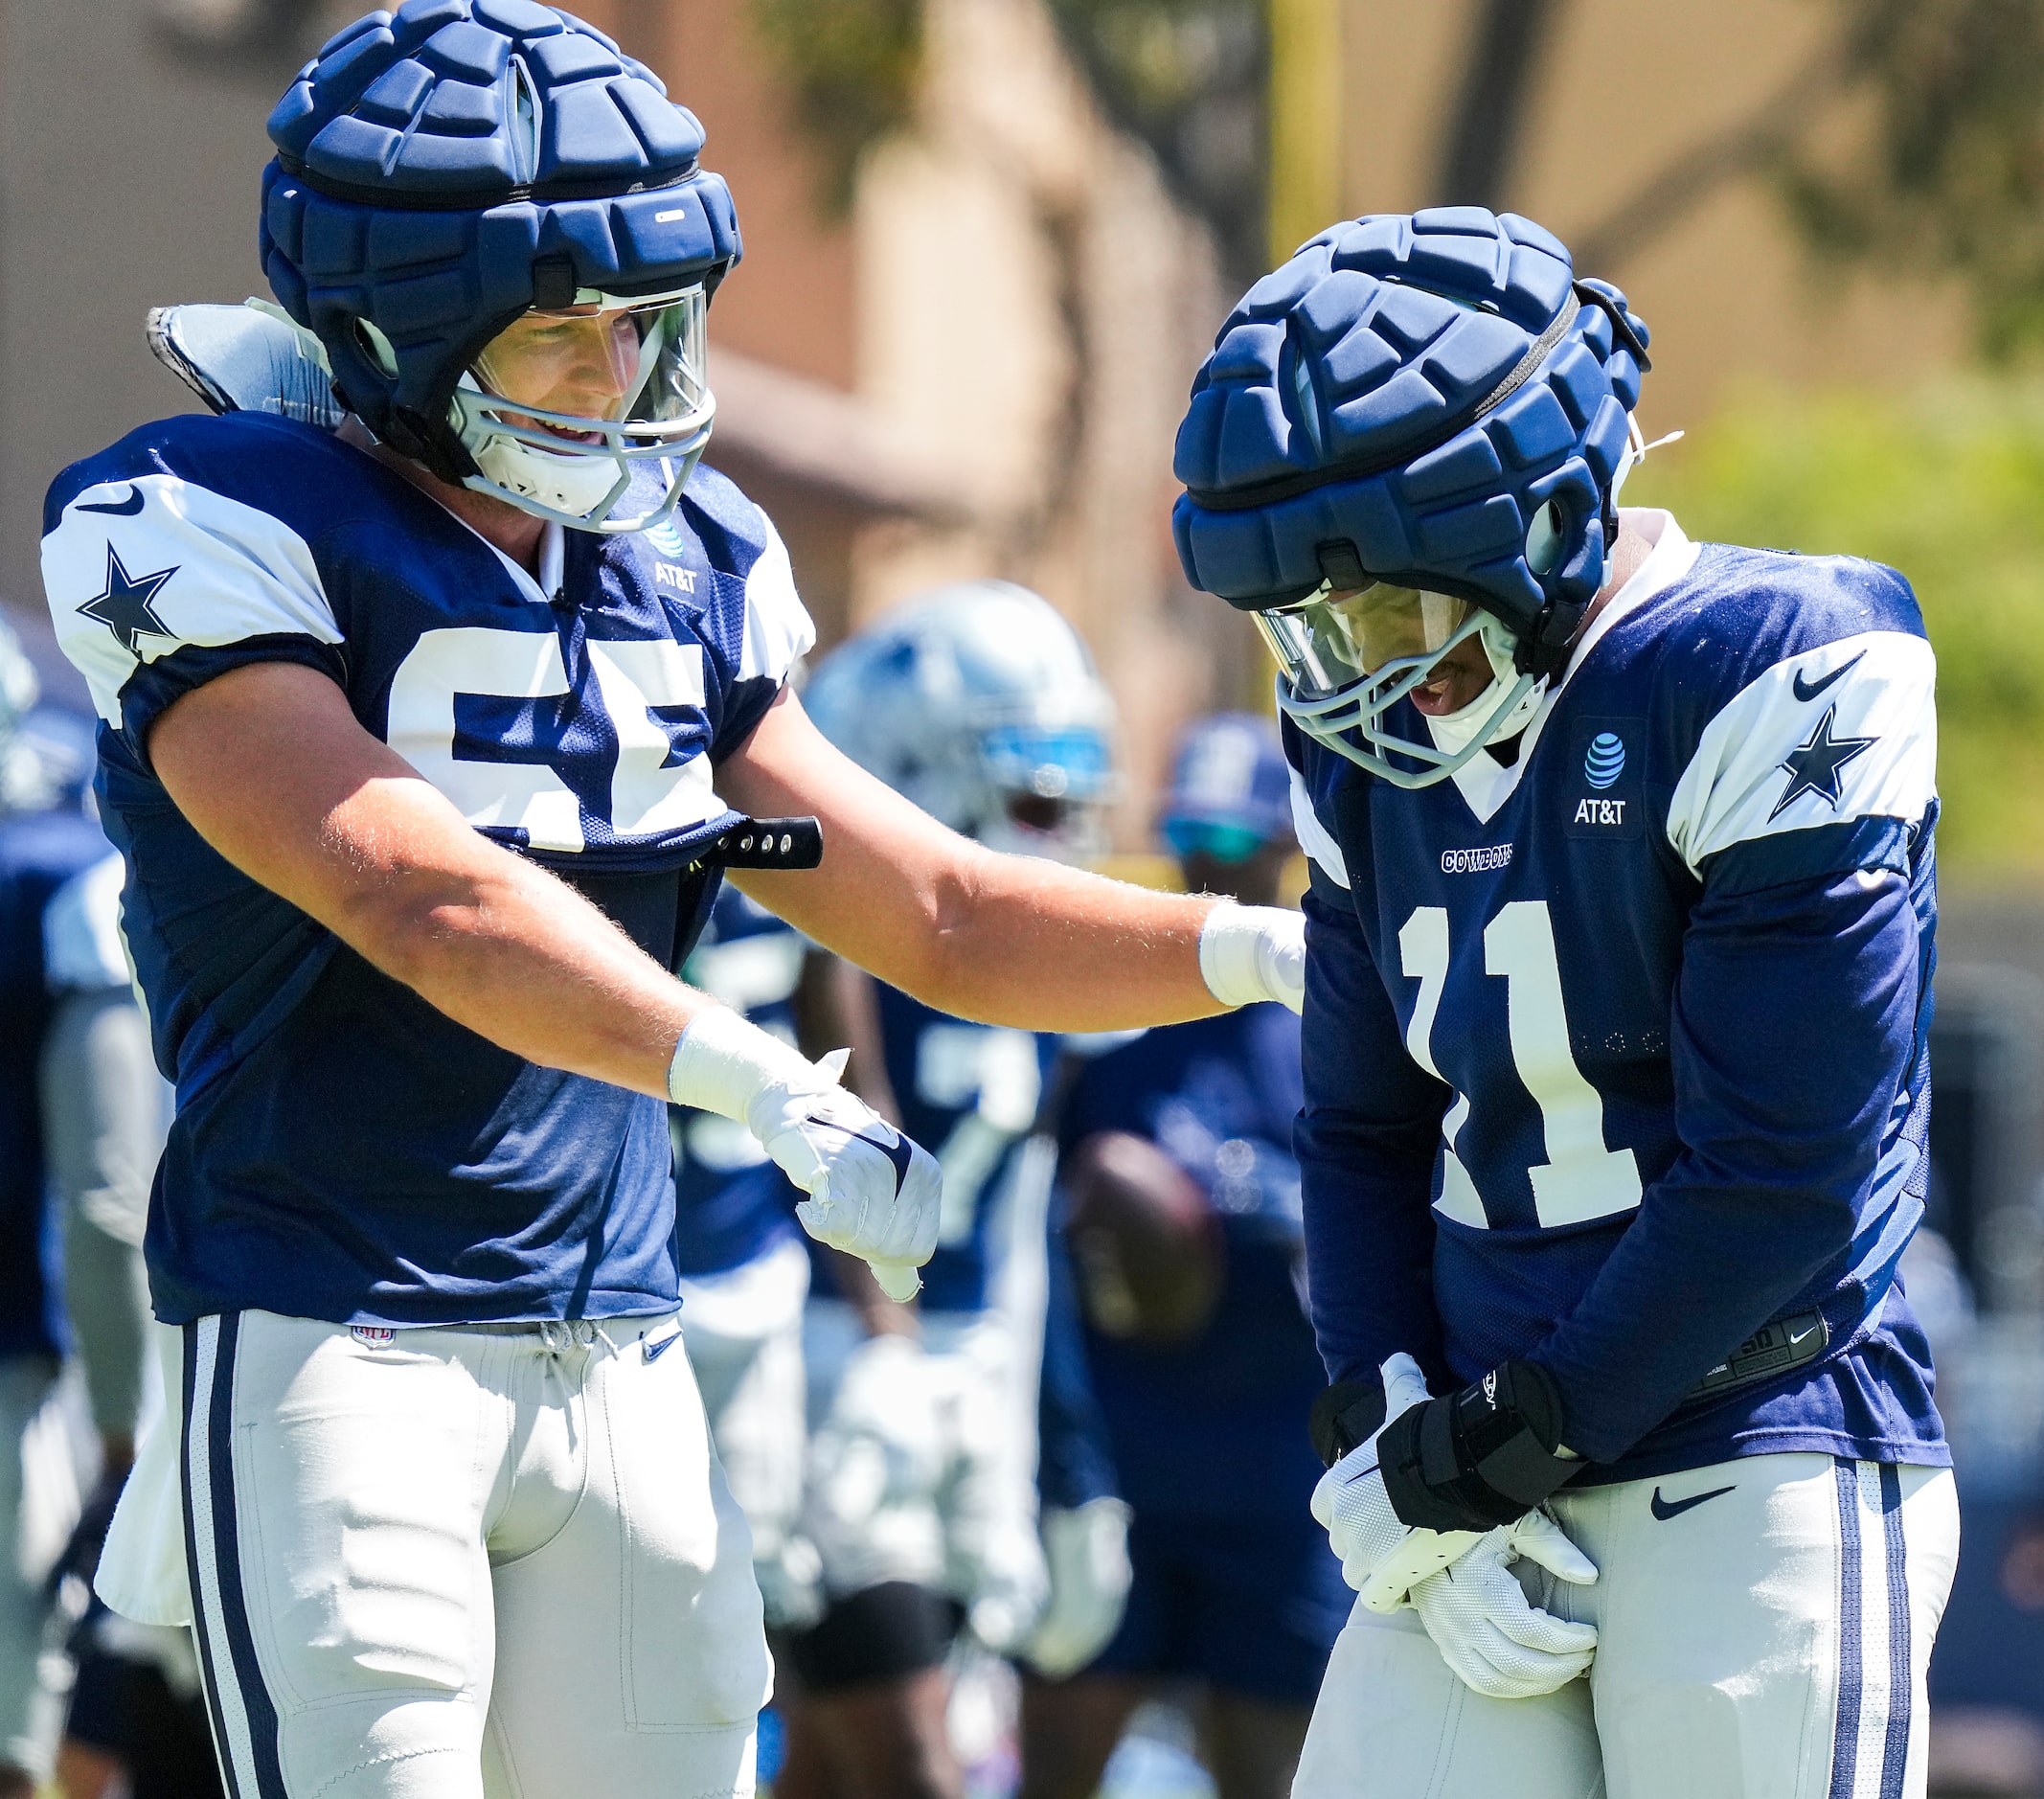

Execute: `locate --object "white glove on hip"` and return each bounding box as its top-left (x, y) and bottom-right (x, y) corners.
top-left (1199, 902), bottom-right (1306, 1013)
top-left (1023, 1496), bottom-right (1133, 1679)
top-left (1407, 1511), bottom-right (1599, 1698)
top-left (1310, 1353), bottom-right (1485, 1610)
top-left (670, 1009), bottom-right (941, 1299)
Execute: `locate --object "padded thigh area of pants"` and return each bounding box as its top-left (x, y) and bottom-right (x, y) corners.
top-left (1291, 1601), bottom-right (1605, 1799)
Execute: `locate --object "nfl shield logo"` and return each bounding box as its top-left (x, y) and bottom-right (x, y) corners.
top-left (351, 1325), bottom-right (396, 1350)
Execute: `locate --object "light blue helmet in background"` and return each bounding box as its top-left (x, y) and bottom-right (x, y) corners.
top-left (1160, 712), bottom-right (1293, 863)
top-left (804, 581), bottom-right (1116, 857)
top-left (0, 615), bottom-right (51, 815)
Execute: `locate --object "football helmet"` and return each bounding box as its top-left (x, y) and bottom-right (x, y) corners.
top-left (1160, 711), bottom-right (1292, 862)
top-left (804, 582), bottom-right (1116, 857)
top-left (260, 1), bottom-right (738, 532)
top-left (1172, 208), bottom-right (1652, 787)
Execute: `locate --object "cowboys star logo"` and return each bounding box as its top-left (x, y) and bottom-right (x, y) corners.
top-left (1768, 703), bottom-right (1876, 821)
top-left (78, 545), bottom-right (179, 656)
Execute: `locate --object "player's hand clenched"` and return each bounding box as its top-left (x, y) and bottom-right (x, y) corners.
top-left (1310, 1354), bottom-right (1486, 1609)
top-left (747, 1051), bottom-right (942, 1298)
top-left (670, 1009), bottom-right (941, 1299)
top-left (1309, 1353), bottom-right (1599, 1697)
top-left (1406, 1512), bottom-right (1598, 1698)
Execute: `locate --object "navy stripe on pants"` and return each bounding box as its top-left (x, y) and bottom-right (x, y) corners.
top-left (182, 1314), bottom-right (287, 1799)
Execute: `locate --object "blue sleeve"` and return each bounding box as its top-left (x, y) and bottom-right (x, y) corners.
top-left (1296, 879), bottom-right (1454, 1391)
top-left (1526, 857), bottom-right (1925, 1462)
top-left (1036, 1191), bottom-right (1120, 1509)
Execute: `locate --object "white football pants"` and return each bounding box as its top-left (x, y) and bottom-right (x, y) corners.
top-left (173, 1310), bottom-right (771, 1799)
top-left (1293, 1453), bottom-right (1958, 1799)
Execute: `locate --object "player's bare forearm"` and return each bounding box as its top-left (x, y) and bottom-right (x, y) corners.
top-left (721, 687), bottom-right (1226, 1031)
top-left (149, 660), bottom-right (708, 1099)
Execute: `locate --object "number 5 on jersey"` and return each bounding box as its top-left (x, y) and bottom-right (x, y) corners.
top-left (1398, 900), bottom-right (1641, 1230)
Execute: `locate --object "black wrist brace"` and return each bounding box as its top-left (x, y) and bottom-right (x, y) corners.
top-left (1377, 1359), bottom-right (1578, 1532)
top-left (1308, 1378), bottom-right (1389, 1469)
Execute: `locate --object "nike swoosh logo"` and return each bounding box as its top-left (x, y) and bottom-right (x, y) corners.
top-left (1787, 1325), bottom-right (1822, 1348)
top-left (812, 1118), bottom-right (920, 1194)
top-left (644, 1328), bottom-right (681, 1362)
top-left (1340, 1461), bottom-right (1381, 1487)
top-left (1792, 651), bottom-right (1864, 703)
top-left (1650, 1483), bottom-right (1737, 1521)
top-left (77, 487), bottom-right (145, 516)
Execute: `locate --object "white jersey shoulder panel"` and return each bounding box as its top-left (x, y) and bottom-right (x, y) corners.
top-left (43, 474), bottom-right (340, 726)
top-left (1665, 630), bottom-right (1937, 876)
top-left (1289, 764), bottom-right (1351, 889)
top-left (738, 513), bottom-right (816, 685)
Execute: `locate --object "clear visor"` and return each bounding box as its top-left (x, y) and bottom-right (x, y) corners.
top-left (469, 285), bottom-right (709, 439)
top-left (1253, 581), bottom-right (1476, 698)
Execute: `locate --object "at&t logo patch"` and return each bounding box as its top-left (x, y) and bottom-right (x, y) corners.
top-left (1565, 717), bottom-right (1643, 841)
top-left (1584, 733), bottom-right (1625, 788)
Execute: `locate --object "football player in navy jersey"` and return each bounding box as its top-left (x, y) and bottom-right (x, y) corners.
top-left (36, 10), bottom-right (1304, 1797)
top-left (1170, 206), bottom-right (1954, 1798)
top-left (767, 582), bottom-right (1109, 1799)
top-left (0, 620), bottom-right (164, 1797)
top-left (1018, 714), bottom-right (1346, 1799)
top-left (669, 885), bottom-right (823, 1633)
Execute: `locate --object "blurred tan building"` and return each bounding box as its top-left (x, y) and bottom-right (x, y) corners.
top-left (0, 0), bottom-right (1233, 842)
top-left (0, 0), bottom-right (1986, 838)
top-left (1340, 0), bottom-right (1971, 438)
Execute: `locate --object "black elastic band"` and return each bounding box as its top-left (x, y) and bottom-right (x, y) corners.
top-left (271, 152), bottom-right (701, 214)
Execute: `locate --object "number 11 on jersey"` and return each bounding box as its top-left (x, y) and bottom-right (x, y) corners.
top-left (1398, 900), bottom-right (1642, 1230)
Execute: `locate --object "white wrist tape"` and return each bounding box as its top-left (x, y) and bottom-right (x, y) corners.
top-left (1198, 901), bottom-right (1306, 1012)
top-left (667, 1006), bottom-right (819, 1122)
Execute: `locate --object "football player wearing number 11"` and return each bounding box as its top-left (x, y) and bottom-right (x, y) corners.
top-left (1170, 207), bottom-right (1955, 1799)
top-left (34, 8), bottom-right (1303, 1799)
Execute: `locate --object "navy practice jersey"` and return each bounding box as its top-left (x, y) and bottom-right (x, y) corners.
top-left (0, 789), bottom-right (120, 1357)
top-left (1057, 1007), bottom-right (1328, 1518)
top-left (812, 983), bottom-right (1057, 1314)
top-left (1289, 512), bottom-right (1944, 1483)
top-left (671, 887), bottom-right (805, 1278)
top-left (41, 412), bottom-right (813, 1328)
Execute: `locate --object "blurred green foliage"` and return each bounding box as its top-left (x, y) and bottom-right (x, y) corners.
top-left (1629, 381), bottom-right (2044, 878)
top-left (1786, 0), bottom-right (2044, 360)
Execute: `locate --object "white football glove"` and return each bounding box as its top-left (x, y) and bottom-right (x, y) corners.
top-left (670, 1010), bottom-right (941, 1299)
top-left (803, 1330), bottom-right (952, 1594)
top-left (1199, 901), bottom-right (1306, 1013)
top-left (935, 1324), bottom-right (1051, 1655)
top-left (1311, 1353), bottom-right (1486, 1609)
top-left (1407, 1512), bottom-right (1599, 1698)
top-left (1023, 1496), bottom-right (1133, 1679)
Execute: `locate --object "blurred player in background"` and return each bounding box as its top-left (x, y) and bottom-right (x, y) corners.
top-left (0, 619), bottom-right (162, 1797)
top-left (1173, 208), bottom-right (1953, 1797)
top-left (772, 584), bottom-right (1112, 1799)
top-left (1020, 714), bottom-right (1345, 1799)
top-left (670, 885), bottom-right (822, 1635)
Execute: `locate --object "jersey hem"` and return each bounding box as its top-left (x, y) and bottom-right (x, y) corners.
top-left (151, 1291), bottom-right (685, 1330)
top-left (1571, 1424), bottom-right (1950, 1488)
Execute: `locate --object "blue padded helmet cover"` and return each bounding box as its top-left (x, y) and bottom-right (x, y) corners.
top-left (1171, 209), bottom-right (1647, 666)
top-left (259, 1), bottom-right (740, 477)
